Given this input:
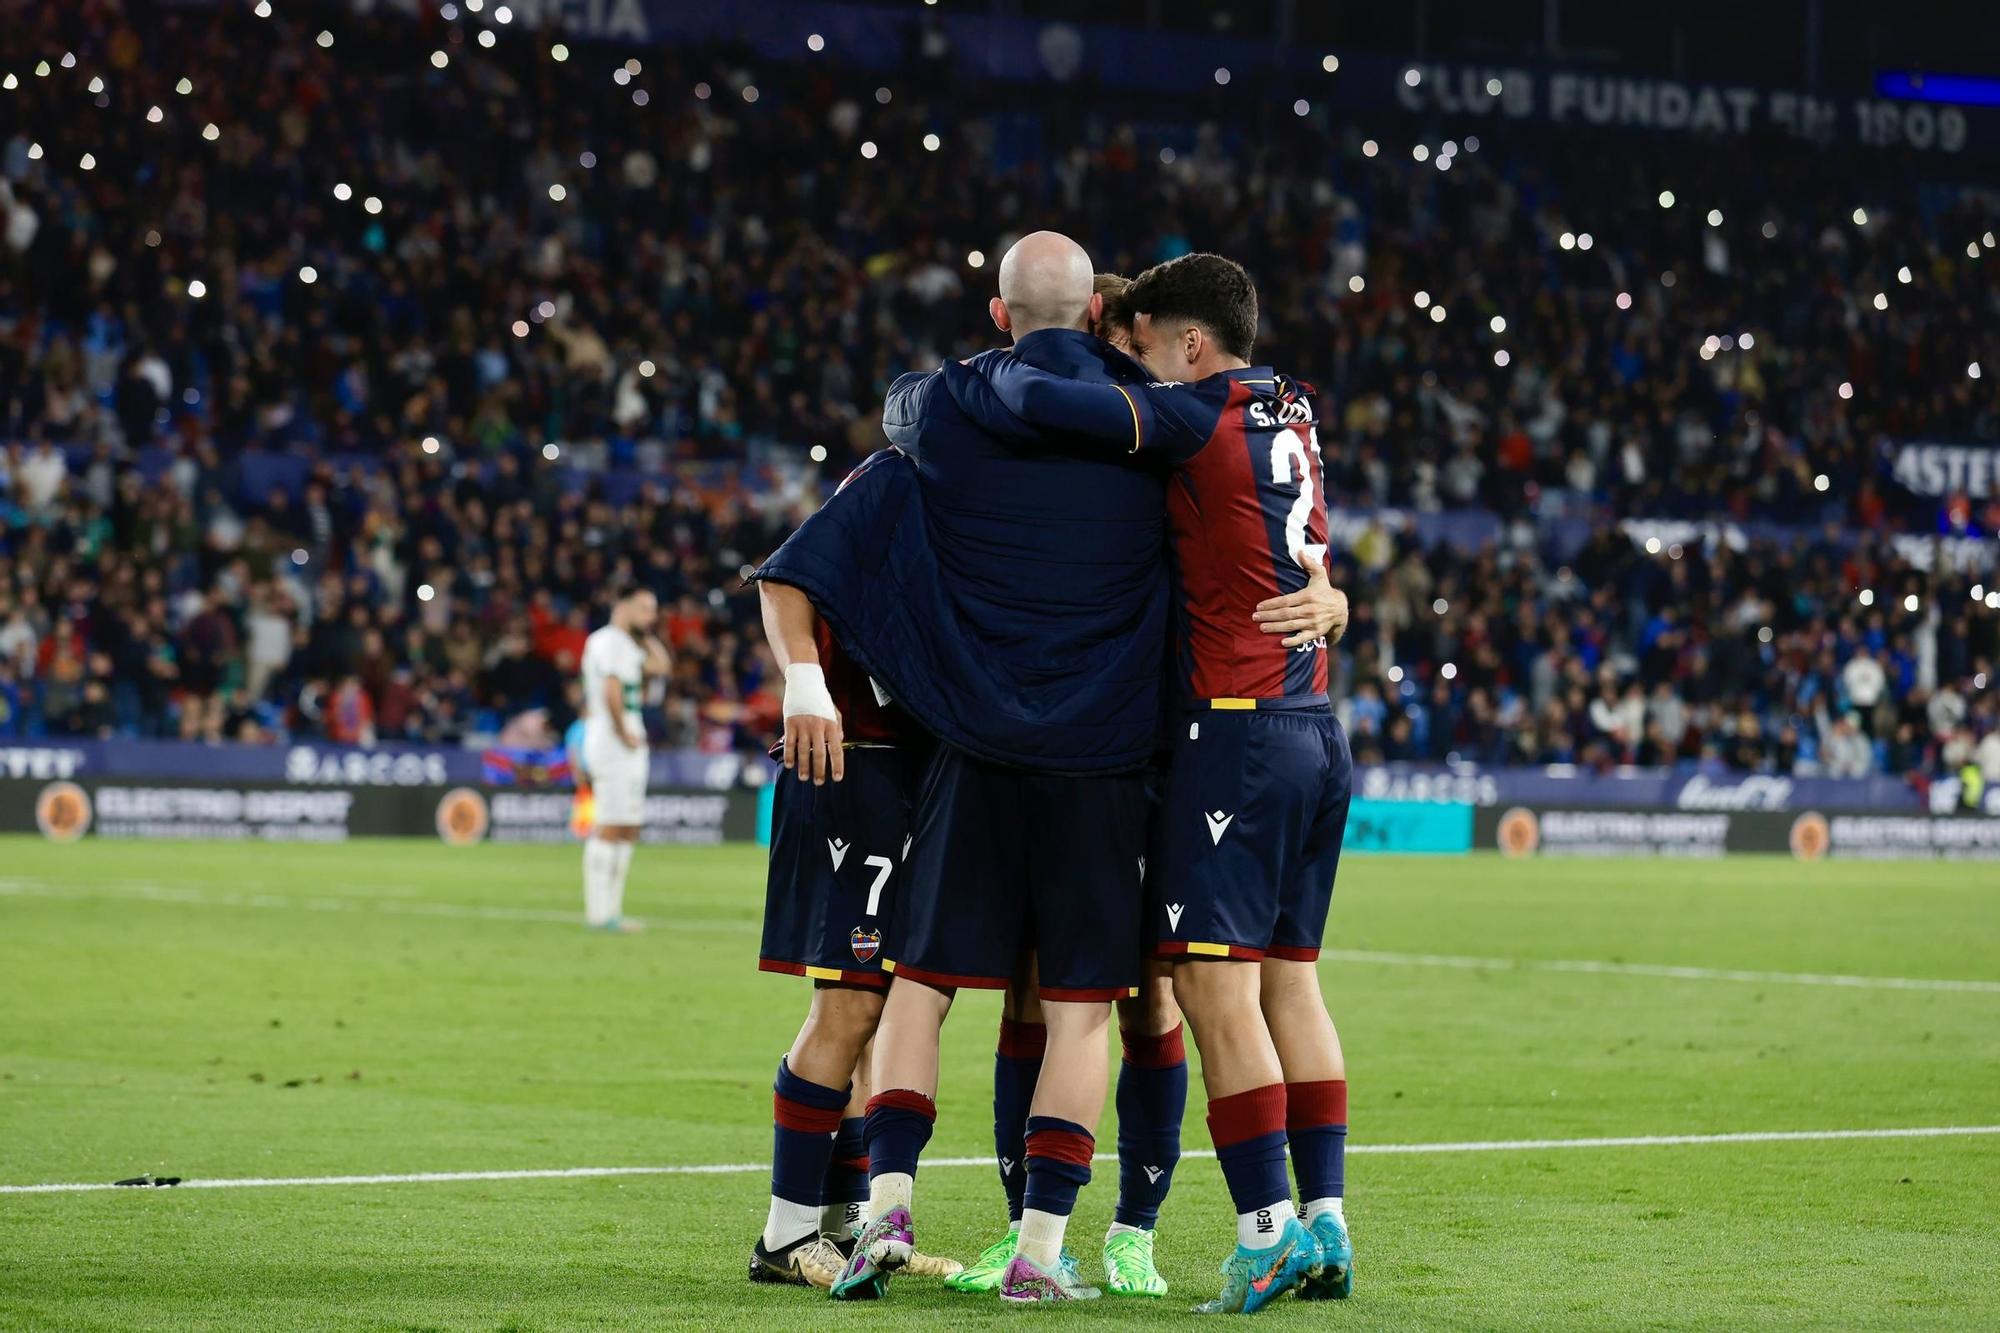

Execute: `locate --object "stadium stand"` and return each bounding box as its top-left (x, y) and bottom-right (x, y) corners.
top-left (1, 1), bottom-right (1996, 783)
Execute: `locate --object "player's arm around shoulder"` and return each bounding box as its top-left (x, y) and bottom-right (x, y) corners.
top-left (974, 354), bottom-right (1157, 452)
top-left (756, 579), bottom-right (845, 785)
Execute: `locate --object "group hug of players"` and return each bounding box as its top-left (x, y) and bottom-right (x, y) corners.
top-left (746, 238), bottom-right (1358, 1312)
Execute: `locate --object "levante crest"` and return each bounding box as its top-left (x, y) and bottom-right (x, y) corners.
top-left (850, 927), bottom-right (882, 963)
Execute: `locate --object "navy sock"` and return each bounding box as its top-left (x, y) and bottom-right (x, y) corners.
top-left (1286, 1079), bottom-right (1348, 1203)
top-left (1208, 1084), bottom-right (1292, 1219)
top-left (1023, 1115), bottom-right (1094, 1217)
top-left (1114, 1024), bottom-right (1187, 1230)
top-left (822, 1115), bottom-right (869, 1215)
top-left (771, 1059), bottom-right (848, 1210)
top-left (993, 1018), bottom-right (1046, 1222)
top-left (863, 1089), bottom-right (937, 1182)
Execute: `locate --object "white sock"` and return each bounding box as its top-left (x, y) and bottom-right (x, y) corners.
top-left (867, 1171), bottom-right (913, 1217)
top-left (821, 1200), bottom-right (862, 1241)
top-left (1106, 1220), bottom-right (1149, 1240)
top-left (606, 840), bottom-right (634, 920)
top-left (761, 1195), bottom-right (820, 1251)
top-left (582, 838), bottom-right (613, 925)
top-left (1017, 1208), bottom-right (1069, 1270)
top-left (1237, 1200), bottom-right (1289, 1251)
top-left (1303, 1196), bottom-right (1344, 1226)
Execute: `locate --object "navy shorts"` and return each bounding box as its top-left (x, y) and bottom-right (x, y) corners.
top-left (889, 746), bottom-right (1149, 1001)
top-left (759, 746), bottom-right (923, 990)
top-left (1153, 706), bottom-right (1352, 963)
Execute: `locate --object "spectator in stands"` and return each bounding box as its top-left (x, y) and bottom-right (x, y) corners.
top-left (1823, 714), bottom-right (1876, 778)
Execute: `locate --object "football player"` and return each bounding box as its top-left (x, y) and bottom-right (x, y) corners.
top-left (981, 253), bottom-right (1357, 1313)
top-left (577, 585), bottom-right (669, 931)
top-left (748, 454), bottom-right (959, 1289)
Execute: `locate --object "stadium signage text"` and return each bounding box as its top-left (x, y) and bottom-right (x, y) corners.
top-left (1396, 63), bottom-right (1970, 154)
top-left (349, 0), bottom-right (648, 40)
top-left (285, 745), bottom-right (450, 787)
top-left (1890, 442), bottom-right (2000, 498)
top-left (488, 791), bottom-right (734, 845)
top-left (1674, 775), bottom-right (1794, 812)
top-left (1820, 814), bottom-right (2000, 859)
top-left (93, 785), bottom-right (354, 842)
top-left (0, 747), bottom-right (84, 780)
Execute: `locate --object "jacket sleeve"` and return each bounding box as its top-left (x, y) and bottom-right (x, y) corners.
top-left (880, 369), bottom-right (937, 458)
top-left (979, 357), bottom-right (1219, 462)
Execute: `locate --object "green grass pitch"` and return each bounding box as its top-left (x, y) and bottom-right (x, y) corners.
top-left (1, 837), bottom-right (1997, 1329)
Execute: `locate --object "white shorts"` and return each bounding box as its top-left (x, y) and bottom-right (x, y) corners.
top-left (584, 739), bottom-right (649, 827)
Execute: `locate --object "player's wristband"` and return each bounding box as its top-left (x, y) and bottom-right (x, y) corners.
top-left (783, 663), bottom-right (841, 722)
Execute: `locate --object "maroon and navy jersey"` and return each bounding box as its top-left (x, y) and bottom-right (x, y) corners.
top-left (818, 621), bottom-right (906, 746)
top-left (1143, 370), bottom-right (1329, 704)
top-left (976, 360), bottom-right (1330, 707)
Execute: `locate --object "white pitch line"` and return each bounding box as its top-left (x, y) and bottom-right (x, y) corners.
top-left (6, 880), bottom-right (1996, 994)
top-left (0, 880), bottom-right (600, 928)
top-left (5, 1125), bottom-right (1996, 1196)
top-left (1320, 948), bottom-right (2000, 994)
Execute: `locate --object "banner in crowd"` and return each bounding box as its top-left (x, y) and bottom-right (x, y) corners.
top-left (1889, 441), bottom-right (2000, 499)
top-left (2, 743), bottom-right (1969, 815)
top-left (325, 1), bottom-right (2000, 157)
top-left (1357, 764), bottom-right (1944, 814)
top-left (1611, 517), bottom-right (1996, 575)
top-left (0, 779), bottom-right (761, 846)
top-left (1392, 62), bottom-right (1973, 155)
top-left (0, 740), bottom-right (758, 791)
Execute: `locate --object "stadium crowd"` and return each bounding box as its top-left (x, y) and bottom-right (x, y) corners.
top-left (1, 1), bottom-right (1997, 779)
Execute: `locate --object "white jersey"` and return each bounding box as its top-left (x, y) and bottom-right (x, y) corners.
top-left (581, 625), bottom-right (647, 751)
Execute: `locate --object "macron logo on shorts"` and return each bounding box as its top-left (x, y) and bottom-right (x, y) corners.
top-left (1166, 903), bottom-right (1185, 932)
top-left (1205, 810), bottom-right (1234, 844)
top-left (828, 837), bottom-right (850, 870)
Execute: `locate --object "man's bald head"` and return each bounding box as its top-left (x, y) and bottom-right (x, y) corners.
top-left (990, 230), bottom-right (1098, 340)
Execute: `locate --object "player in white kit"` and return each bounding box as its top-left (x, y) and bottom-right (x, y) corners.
top-left (579, 585), bottom-right (670, 930)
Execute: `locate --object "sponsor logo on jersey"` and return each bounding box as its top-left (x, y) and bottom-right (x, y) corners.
top-left (1205, 810), bottom-right (1234, 844)
top-left (849, 927), bottom-right (882, 963)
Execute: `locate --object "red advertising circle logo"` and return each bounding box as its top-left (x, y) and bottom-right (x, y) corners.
top-left (1789, 811), bottom-right (1830, 862)
top-left (35, 781), bottom-right (93, 843)
top-left (1496, 806), bottom-right (1540, 858)
top-left (435, 787), bottom-right (490, 846)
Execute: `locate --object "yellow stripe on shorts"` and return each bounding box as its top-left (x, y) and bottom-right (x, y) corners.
top-left (804, 965), bottom-right (845, 981)
top-left (1210, 698), bottom-right (1257, 710)
top-left (1184, 941), bottom-right (1235, 957)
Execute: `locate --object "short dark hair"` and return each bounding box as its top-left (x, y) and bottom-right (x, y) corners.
top-left (1124, 253), bottom-right (1258, 361)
